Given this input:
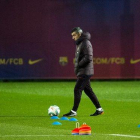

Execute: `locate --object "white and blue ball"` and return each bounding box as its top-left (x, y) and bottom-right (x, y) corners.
top-left (48, 105), bottom-right (60, 116)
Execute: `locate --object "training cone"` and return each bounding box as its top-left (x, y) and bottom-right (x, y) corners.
top-left (69, 118), bottom-right (78, 121)
top-left (72, 122), bottom-right (80, 135)
top-left (51, 116), bottom-right (59, 119)
top-left (52, 121), bottom-right (62, 125)
top-left (60, 117), bottom-right (69, 120)
top-left (71, 122), bottom-right (91, 135)
top-left (79, 123), bottom-right (91, 135)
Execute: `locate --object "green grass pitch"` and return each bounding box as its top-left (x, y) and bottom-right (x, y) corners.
top-left (0, 81), bottom-right (140, 140)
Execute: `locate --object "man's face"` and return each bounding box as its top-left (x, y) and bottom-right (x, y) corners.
top-left (71, 31), bottom-right (81, 41)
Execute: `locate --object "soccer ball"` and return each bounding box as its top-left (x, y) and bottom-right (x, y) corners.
top-left (48, 105), bottom-right (60, 116)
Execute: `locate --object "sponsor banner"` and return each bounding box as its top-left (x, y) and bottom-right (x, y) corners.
top-left (0, 57), bottom-right (140, 79)
top-left (93, 58), bottom-right (125, 65)
top-left (0, 0), bottom-right (140, 79)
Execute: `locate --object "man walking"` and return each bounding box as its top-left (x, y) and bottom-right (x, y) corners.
top-left (63, 27), bottom-right (104, 116)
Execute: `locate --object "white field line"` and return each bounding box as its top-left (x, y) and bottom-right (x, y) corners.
top-left (0, 134), bottom-right (140, 139)
top-left (105, 134), bottom-right (140, 139)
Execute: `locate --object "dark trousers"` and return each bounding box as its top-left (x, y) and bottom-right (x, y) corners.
top-left (72, 75), bottom-right (101, 112)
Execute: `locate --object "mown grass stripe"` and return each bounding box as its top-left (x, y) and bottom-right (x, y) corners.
top-left (1, 134), bottom-right (140, 139)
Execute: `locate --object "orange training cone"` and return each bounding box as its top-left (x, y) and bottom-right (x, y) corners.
top-left (79, 123), bottom-right (91, 135)
top-left (71, 122), bottom-right (91, 135)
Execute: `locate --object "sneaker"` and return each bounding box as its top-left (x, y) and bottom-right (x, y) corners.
top-left (63, 110), bottom-right (77, 117)
top-left (90, 109), bottom-right (104, 116)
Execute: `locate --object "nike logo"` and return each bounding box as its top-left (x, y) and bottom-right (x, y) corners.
top-left (130, 58), bottom-right (140, 64)
top-left (28, 59), bottom-right (43, 65)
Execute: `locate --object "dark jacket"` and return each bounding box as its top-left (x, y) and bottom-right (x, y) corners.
top-left (74, 32), bottom-right (94, 76)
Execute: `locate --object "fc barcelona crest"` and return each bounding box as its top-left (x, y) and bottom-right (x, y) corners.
top-left (73, 58), bottom-right (76, 64)
top-left (59, 57), bottom-right (68, 66)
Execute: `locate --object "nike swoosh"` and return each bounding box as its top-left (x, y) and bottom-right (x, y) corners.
top-left (130, 59), bottom-right (140, 64)
top-left (28, 59), bottom-right (43, 65)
